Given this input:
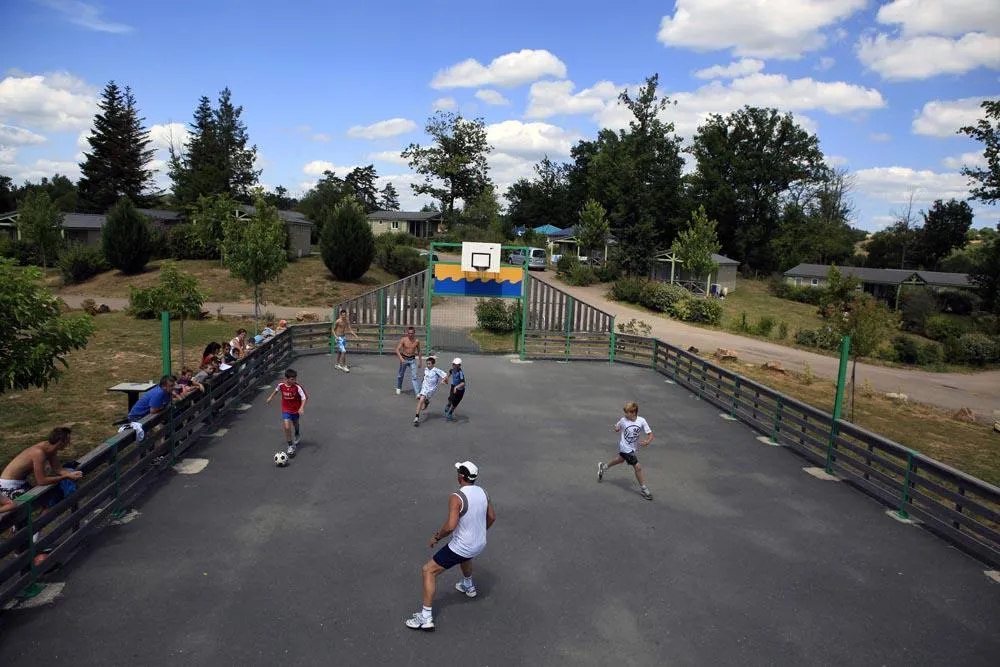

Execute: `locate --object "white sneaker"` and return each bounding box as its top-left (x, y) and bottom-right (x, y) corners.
top-left (597, 462), bottom-right (606, 482)
top-left (343, 365), bottom-right (351, 373)
top-left (396, 388), bottom-right (401, 395)
top-left (334, 364), bottom-right (343, 371)
top-left (641, 487), bottom-right (653, 501)
top-left (455, 581), bottom-right (478, 598)
top-left (405, 613), bottom-right (435, 631)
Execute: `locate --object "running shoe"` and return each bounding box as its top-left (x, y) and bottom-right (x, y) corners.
top-left (455, 581), bottom-right (478, 598)
top-left (405, 613), bottom-right (435, 631)
top-left (597, 462), bottom-right (606, 482)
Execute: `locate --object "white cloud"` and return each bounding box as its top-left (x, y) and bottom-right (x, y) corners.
top-left (815, 56), bottom-right (836, 71)
top-left (368, 150), bottom-right (410, 166)
top-left (0, 71), bottom-right (97, 131)
top-left (432, 97), bottom-right (457, 111)
top-left (657, 0), bottom-right (867, 59)
top-left (0, 146), bottom-right (16, 165)
top-left (1, 156), bottom-right (81, 183)
top-left (0, 124), bottom-right (46, 145)
top-left (431, 49), bottom-right (567, 89)
top-left (374, 173), bottom-right (431, 211)
top-left (147, 122), bottom-right (189, 151)
top-left (693, 58), bottom-right (765, 79)
top-left (870, 132), bottom-right (891, 142)
top-left (301, 160), bottom-right (358, 176)
top-left (856, 32), bottom-right (1000, 80)
top-left (39, 0), bottom-right (133, 34)
top-left (875, 0), bottom-right (1000, 38)
top-left (525, 79), bottom-right (622, 119)
top-left (488, 152), bottom-right (540, 198)
top-left (485, 121), bottom-right (581, 160)
top-left (942, 152), bottom-right (987, 170)
top-left (76, 129), bottom-right (91, 150)
top-left (853, 166), bottom-right (971, 205)
top-left (346, 117), bottom-right (417, 140)
top-left (311, 133), bottom-right (330, 142)
top-left (912, 97), bottom-right (988, 137)
top-left (475, 89), bottom-right (511, 106)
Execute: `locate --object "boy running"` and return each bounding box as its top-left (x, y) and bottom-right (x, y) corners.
top-left (265, 368), bottom-right (308, 457)
top-left (597, 401), bottom-right (655, 500)
top-left (332, 309), bottom-right (359, 372)
top-left (444, 358), bottom-right (466, 423)
top-left (413, 355), bottom-right (447, 427)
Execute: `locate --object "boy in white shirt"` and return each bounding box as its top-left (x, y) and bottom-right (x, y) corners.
top-left (598, 401), bottom-right (654, 500)
top-left (414, 356), bottom-right (448, 427)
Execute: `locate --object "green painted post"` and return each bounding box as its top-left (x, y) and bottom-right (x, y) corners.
top-left (895, 284), bottom-right (902, 311)
top-left (425, 248), bottom-right (434, 352)
top-left (731, 377), bottom-right (741, 418)
top-left (377, 288), bottom-right (385, 355)
top-left (564, 296), bottom-right (574, 361)
top-left (772, 396), bottom-right (784, 443)
top-left (609, 317), bottom-right (616, 364)
top-left (825, 335), bottom-right (852, 474)
top-left (519, 267), bottom-right (530, 361)
top-left (651, 338), bottom-right (658, 369)
top-left (897, 451), bottom-right (914, 519)
top-left (25, 498), bottom-right (36, 585)
top-left (160, 311), bottom-right (171, 376)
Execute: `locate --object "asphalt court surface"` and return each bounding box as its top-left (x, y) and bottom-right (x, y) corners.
top-left (1, 353), bottom-right (998, 666)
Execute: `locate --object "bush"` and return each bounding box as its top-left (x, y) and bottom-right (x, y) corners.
top-left (639, 281), bottom-right (688, 312)
top-left (102, 197), bottom-right (151, 274)
top-left (945, 333), bottom-right (1000, 366)
top-left (474, 297), bottom-right (520, 333)
top-left (900, 288), bottom-right (938, 333)
top-left (685, 297), bottom-right (723, 325)
top-left (754, 316), bottom-right (776, 337)
top-left (167, 223), bottom-right (214, 260)
top-left (58, 244), bottom-right (107, 284)
top-left (777, 321), bottom-right (789, 340)
top-left (937, 289), bottom-right (981, 315)
top-left (556, 254), bottom-right (580, 277)
top-left (667, 298), bottom-right (692, 321)
top-left (923, 315), bottom-right (966, 342)
top-left (767, 275), bottom-right (824, 305)
top-left (566, 263), bottom-right (598, 286)
top-left (2, 239), bottom-right (42, 266)
top-left (611, 277), bottom-right (645, 304)
top-left (595, 261), bottom-right (621, 283)
top-left (381, 245), bottom-right (425, 279)
top-left (795, 327), bottom-right (841, 350)
top-left (321, 199), bottom-right (375, 281)
top-left (893, 334), bottom-right (944, 366)
top-left (127, 285), bottom-right (161, 319)
top-left (148, 226), bottom-right (170, 260)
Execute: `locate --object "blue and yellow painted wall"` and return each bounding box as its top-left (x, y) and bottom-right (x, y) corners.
top-left (433, 264), bottom-right (523, 298)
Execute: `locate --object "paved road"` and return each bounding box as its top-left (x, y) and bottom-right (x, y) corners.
top-left (1, 355), bottom-right (997, 665)
top-left (534, 273), bottom-right (1000, 419)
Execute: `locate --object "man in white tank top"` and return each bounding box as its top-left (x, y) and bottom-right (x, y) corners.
top-left (405, 460), bottom-right (496, 632)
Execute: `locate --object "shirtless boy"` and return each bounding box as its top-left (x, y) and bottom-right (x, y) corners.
top-left (332, 309), bottom-right (359, 372)
top-left (1, 427), bottom-right (83, 513)
top-left (395, 326), bottom-right (423, 395)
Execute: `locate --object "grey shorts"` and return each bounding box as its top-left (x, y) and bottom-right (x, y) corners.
top-left (619, 451), bottom-right (639, 466)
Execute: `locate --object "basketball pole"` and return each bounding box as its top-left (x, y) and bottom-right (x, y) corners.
top-left (425, 244), bottom-right (435, 352)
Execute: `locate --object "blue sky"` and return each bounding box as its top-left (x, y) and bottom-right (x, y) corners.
top-left (1, 0), bottom-right (997, 230)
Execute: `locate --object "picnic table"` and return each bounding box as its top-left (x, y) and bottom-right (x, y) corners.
top-left (108, 382), bottom-right (156, 411)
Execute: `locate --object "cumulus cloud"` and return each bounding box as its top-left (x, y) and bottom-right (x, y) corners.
top-left (302, 160), bottom-right (358, 176)
top-left (0, 124), bottom-right (46, 145)
top-left (815, 56), bottom-right (836, 71)
top-left (431, 49), bottom-right (567, 89)
top-left (485, 121), bottom-right (581, 160)
top-left (148, 122), bottom-right (189, 151)
top-left (657, 0), bottom-right (866, 59)
top-left (475, 89), bottom-right (511, 106)
top-left (693, 58), bottom-right (765, 79)
top-left (857, 32), bottom-right (1000, 80)
top-left (368, 150), bottom-right (410, 166)
top-left (912, 97), bottom-right (988, 138)
top-left (432, 97), bottom-right (457, 111)
top-left (346, 118), bottom-right (417, 140)
top-left (942, 152), bottom-right (987, 170)
top-left (525, 80), bottom-right (622, 119)
top-left (0, 71), bottom-right (97, 131)
top-left (874, 0), bottom-right (1000, 38)
top-left (853, 166), bottom-right (971, 205)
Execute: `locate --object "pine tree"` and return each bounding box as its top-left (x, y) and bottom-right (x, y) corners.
top-left (214, 87), bottom-right (260, 202)
top-left (379, 182), bottom-right (400, 211)
top-left (321, 199), bottom-right (375, 281)
top-left (77, 82), bottom-right (155, 212)
top-left (102, 197), bottom-right (151, 274)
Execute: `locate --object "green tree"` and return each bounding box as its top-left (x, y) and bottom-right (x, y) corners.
top-left (504, 157), bottom-right (575, 232)
top-left (958, 99), bottom-right (1000, 204)
top-left (221, 193), bottom-right (288, 330)
top-left (0, 259), bottom-right (95, 392)
top-left (842, 294), bottom-right (899, 357)
top-left (102, 196), bottom-right (152, 275)
top-left (156, 263), bottom-right (205, 368)
top-left (378, 182), bottom-right (400, 211)
top-left (577, 199), bottom-right (609, 259)
top-left (189, 192), bottom-right (238, 259)
top-left (970, 223), bottom-right (1000, 315)
top-left (320, 198), bottom-right (375, 282)
top-left (917, 199), bottom-right (974, 269)
top-left (16, 190), bottom-right (64, 269)
top-left (78, 82), bottom-right (156, 212)
top-left (402, 111), bottom-right (491, 214)
top-left (0, 175), bottom-right (15, 213)
top-left (463, 182), bottom-right (502, 229)
top-left (671, 206), bottom-right (721, 284)
top-left (345, 165), bottom-right (380, 212)
top-left (296, 170), bottom-right (351, 239)
top-left (818, 265), bottom-right (863, 321)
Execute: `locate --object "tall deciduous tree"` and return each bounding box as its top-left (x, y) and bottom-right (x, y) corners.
top-left (577, 199), bottom-right (609, 259)
top-left (102, 197), bottom-right (151, 275)
top-left (222, 193), bottom-right (288, 330)
top-left (0, 259), bottom-right (95, 393)
top-left (78, 82), bottom-right (155, 212)
top-left (918, 199), bottom-right (974, 269)
top-left (378, 182), bottom-right (400, 211)
top-left (16, 190), bottom-right (63, 269)
top-left (959, 99), bottom-right (1000, 204)
top-left (402, 111), bottom-right (491, 214)
top-left (970, 223), bottom-right (1000, 316)
top-left (688, 106), bottom-right (826, 272)
top-left (671, 206), bottom-right (721, 283)
top-left (773, 169), bottom-right (860, 270)
top-left (320, 198), bottom-right (375, 282)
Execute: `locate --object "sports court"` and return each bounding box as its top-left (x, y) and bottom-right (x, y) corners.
top-left (1, 353), bottom-right (998, 666)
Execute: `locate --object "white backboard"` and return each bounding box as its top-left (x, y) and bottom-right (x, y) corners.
top-left (461, 242), bottom-right (501, 273)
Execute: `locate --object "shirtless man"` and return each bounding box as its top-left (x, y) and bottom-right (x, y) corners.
top-left (1, 427), bottom-right (83, 513)
top-left (395, 326), bottom-right (423, 395)
top-left (332, 309), bottom-right (359, 372)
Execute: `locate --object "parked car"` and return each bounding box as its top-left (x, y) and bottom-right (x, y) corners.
top-left (508, 247), bottom-right (547, 270)
top-left (418, 249), bottom-right (440, 262)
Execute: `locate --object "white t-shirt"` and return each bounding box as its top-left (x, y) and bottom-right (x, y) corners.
top-left (421, 366), bottom-right (448, 396)
top-left (617, 416), bottom-right (651, 453)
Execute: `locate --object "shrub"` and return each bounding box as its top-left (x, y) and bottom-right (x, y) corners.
top-left (102, 197), bottom-right (151, 275)
top-left (566, 264), bottom-right (598, 286)
top-left (167, 223), bottom-right (214, 260)
top-left (381, 245), bottom-right (424, 279)
top-left (923, 315), bottom-right (966, 342)
top-left (667, 298), bottom-right (692, 321)
top-left (611, 277), bottom-right (645, 304)
top-left (937, 289), bottom-right (981, 315)
top-left (639, 281), bottom-right (687, 312)
top-left (777, 321), bottom-right (789, 340)
top-left (893, 335), bottom-right (944, 366)
top-left (148, 226), bottom-right (170, 260)
top-left (321, 199), bottom-right (375, 281)
top-left (685, 298), bottom-right (723, 325)
top-left (555, 254), bottom-right (580, 277)
top-left (3, 239), bottom-right (42, 266)
top-left (754, 316), bottom-right (776, 337)
top-left (919, 340), bottom-right (944, 365)
top-left (795, 327), bottom-right (841, 350)
top-left (58, 244), bottom-right (107, 285)
top-left (474, 297), bottom-right (520, 333)
top-left (945, 333), bottom-right (1000, 366)
top-left (767, 275), bottom-right (823, 305)
top-left (900, 287), bottom-right (938, 333)
top-left (127, 285), bottom-right (161, 319)
top-left (595, 261), bottom-right (621, 283)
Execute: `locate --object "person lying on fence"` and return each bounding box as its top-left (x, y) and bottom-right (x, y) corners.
top-left (265, 368), bottom-right (308, 457)
top-left (230, 329), bottom-right (248, 359)
top-left (1, 428), bottom-right (84, 508)
top-left (128, 375), bottom-right (177, 421)
top-left (414, 356), bottom-right (448, 427)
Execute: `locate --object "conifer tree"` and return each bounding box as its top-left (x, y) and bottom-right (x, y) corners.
top-left (102, 197), bottom-right (151, 274)
top-left (321, 198), bottom-right (375, 281)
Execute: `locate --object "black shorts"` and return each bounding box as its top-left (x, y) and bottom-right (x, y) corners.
top-left (619, 451), bottom-right (639, 466)
top-left (448, 389), bottom-right (465, 408)
top-left (433, 544), bottom-right (470, 570)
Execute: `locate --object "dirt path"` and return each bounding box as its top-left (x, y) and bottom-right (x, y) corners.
top-left (533, 273), bottom-right (1000, 419)
top-left (58, 295), bottom-right (325, 321)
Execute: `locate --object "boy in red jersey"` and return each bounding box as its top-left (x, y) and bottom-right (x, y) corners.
top-left (265, 368), bottom-right (308, 457)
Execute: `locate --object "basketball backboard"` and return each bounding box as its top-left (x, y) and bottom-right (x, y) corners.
top-left (461, 242), bottom-right (501, 274)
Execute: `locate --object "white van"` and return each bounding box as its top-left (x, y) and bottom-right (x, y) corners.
top-left (509, 247), bottom-right (548, 270)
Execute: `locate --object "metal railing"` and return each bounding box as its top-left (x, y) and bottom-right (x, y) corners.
top-left (0, 331), bottom-right (293, 606)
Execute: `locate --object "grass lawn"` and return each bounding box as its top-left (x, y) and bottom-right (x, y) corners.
top-left (0, 312), bottom-right (250, 465)
top-left (715, 357), bottom-right (1000, 487)
top-left (469, 329), bottom-right (518, 353)
top-left (721, 279), bottom-right (823, 338)
top-left (50, 256), bottom-right (397, 308)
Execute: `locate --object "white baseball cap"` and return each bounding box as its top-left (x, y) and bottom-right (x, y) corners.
top-left (452, 357), bottom-right (462, 365)
top-left (455, 461), bottom-right (478, 480)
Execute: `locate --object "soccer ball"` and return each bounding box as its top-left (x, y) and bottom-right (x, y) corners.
top-left (274, 451), bottom-right (289, 467)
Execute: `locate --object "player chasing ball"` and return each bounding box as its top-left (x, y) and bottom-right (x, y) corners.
top-left (598, 401), bottom-right (655, 500)
top-left (395, 326), bottom-right (423, 395)
top-left (332, 309), bottom-right (359, 372)
top-left (443, 358), bottom-right (465, 422)
top-left (406, 461), bottom-right (496, 632)
top-left (413, 355), bottom-right (448, 427)
top-left (265, 368), bottom-right (308, 458)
